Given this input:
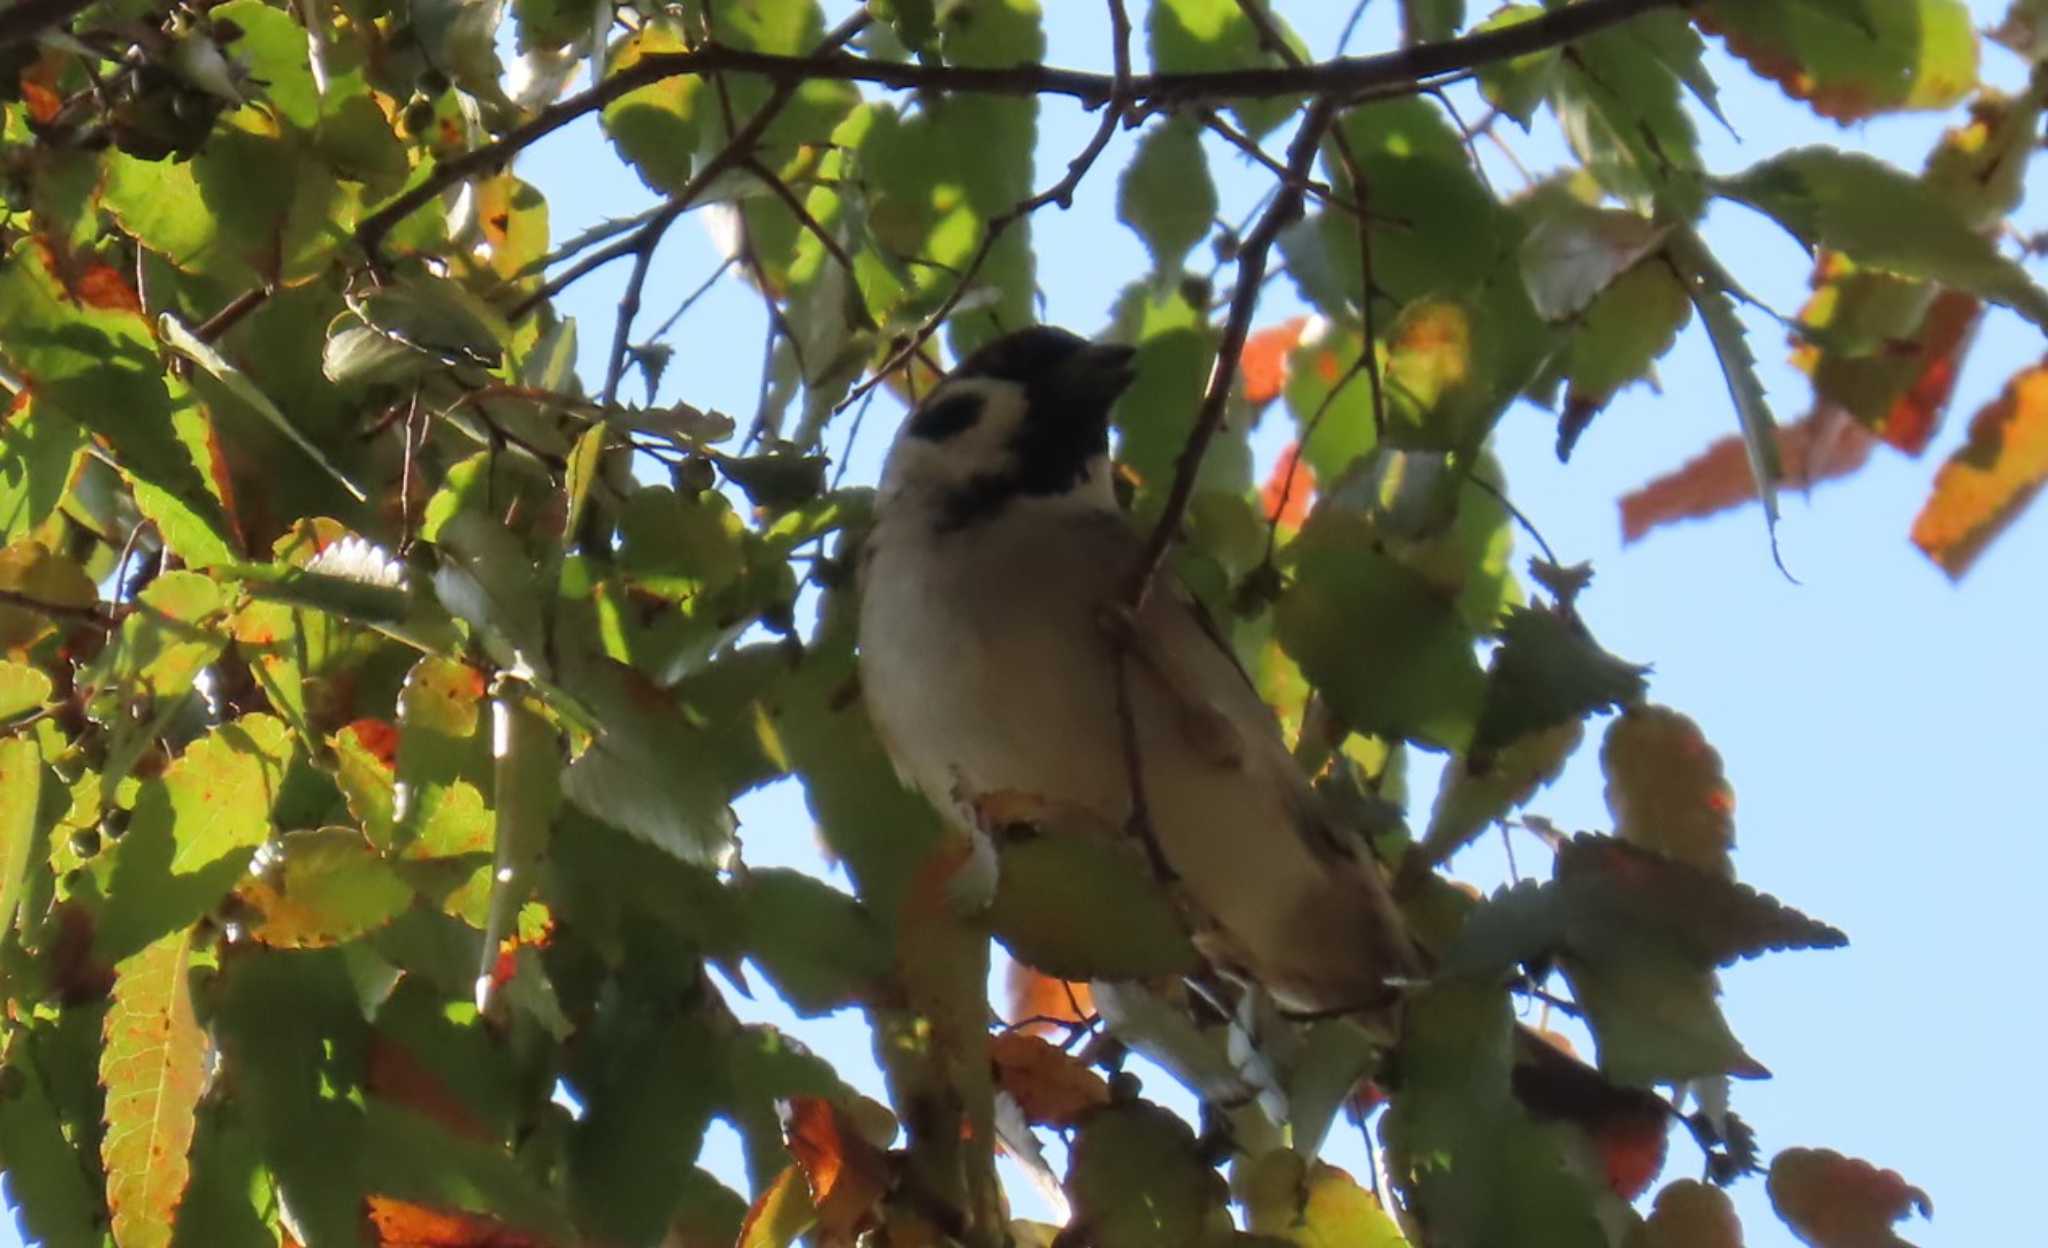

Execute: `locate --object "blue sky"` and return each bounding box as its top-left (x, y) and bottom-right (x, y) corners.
top-left (11, 3), bottom-right (2045, 1246)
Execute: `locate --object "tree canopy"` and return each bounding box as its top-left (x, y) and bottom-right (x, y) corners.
top-left (0, 1), bottom-right (2038, 1247)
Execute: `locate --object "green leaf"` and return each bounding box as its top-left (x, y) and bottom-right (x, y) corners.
top-left (0, 1023), bottom-right (108, 1248)
top-left (99, 928), bottom-right (206, 1248)
top-left (0, 244), bottom-right (233, 560)
top-left (1419, 721), bottom-right (1581, 874)
top-left (988, 825), bottom-right (1202, 983)
top-left (559, 657), bottom-right (737, 863)
top-left (103, 120), bottom-right (355, 288)
top-left (1441, 836), bottom-right (1845, 1081)
top-left (1699, 0), bottom-right (1977, 120)
top-left (1109, 282), bottom-right (1226, 501)
top-left (210, 946), bottom-right (370, 1248)
top-left (1474, 5), bottom-right (1556, 126)
top-left (564, 976), bottom-right (720, 1243)
top-left (1242, 1148), bottom-right (1407, 1247)
top-left (99, 715), bottom-right (297, 961)
top-left (0, 400), bottom-right (84, 543)
top-left (1381, 981), bottom-right (1607, 1248)
top-left (432, 510), bottom-right (549, 674)
top-left (1319, 97), bottom-right (1507, 311)
top-left (1669, 237), bottom-right (1786, 549)
top-left (1445, 835), bottom-right (1847, 979)
top-left (1550, 20), bottom-right (1701, 214)
top-left (600, 20), bottom-right (704, 194)
top-left (236, 827), bottom-right (414, 947)
top-left (211, 0), bottom-right (321, 129)
top-left (1275, 507), bottom-right (1486, 750)
top-left (1148, 0), bottom-right (1305, 138)
top-left (0, 734), bottom-right (54, 940)
top-left (158, 312), bottom-right (367, 502)
top-left (1401, 0), bottom-right (1465, 44)
top-left (737, 868), bottom-right (891, 1015)
top-left (1715, 147), bottom-right (2048, 330)
top-left (1539, 258), bottom-right (1694, 456)
top-left (1118, 117), bottom-right (1218, 274)
top-left (1066, 1099), bottom-right (1231, 1247)
top-left (172, 1100), bottom-right (278, 1248)
top-left (1470, 605), bottom-right (1647, 755)
top-left (0, 659), bottom-right (53, 721)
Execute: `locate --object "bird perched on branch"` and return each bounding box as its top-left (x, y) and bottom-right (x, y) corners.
top-left (857, 325), bottom-right (1414, 1014)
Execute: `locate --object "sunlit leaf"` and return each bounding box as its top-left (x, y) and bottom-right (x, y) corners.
top-left (1716, 147), bottom-right (2048, 330)
top-left (1910, 358), bottom-right (2048, 578)
top-left (1697, 0), bottom-right (1977, 121)
top-left (100, 927), bottom-right (205, 1248)
top-left (1118, 117), bottom-right (1218, 274)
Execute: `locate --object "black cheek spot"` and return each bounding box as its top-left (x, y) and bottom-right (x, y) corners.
top-left (906, 392), bottom-right (982, 442)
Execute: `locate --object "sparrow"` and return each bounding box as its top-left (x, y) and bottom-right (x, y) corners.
top-left (856, 325), bottom-right (1414, 1014)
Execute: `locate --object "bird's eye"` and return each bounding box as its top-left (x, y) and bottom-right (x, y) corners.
top-left (906, 392), bottom-right (982, 442)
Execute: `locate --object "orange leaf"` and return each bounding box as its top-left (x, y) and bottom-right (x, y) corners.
top-left (344, 719), bottom-right (402, 768)
top-left (1259, 441), bottom-right (1315, 531)
top-left (999, 955), bottom-right (1093, 1037)
top-left (366, 1195), bottom-right (555, 1248)
top-left (1241, 317), bottom-right (1308, 406)
top-left (989, 1031), bottom-right (1109, 1128)
top-left (1872, 291), bottom-right (1980, 455)
top-left (71, 263), bottom-right (145, 315)
top-left (780, 1096), bottom-right (891, 1244)
top-left (1619, 407), bottom-right (1875, 542)
top-left (1768, 1147), bottom-right (1930, 1248)
top-left (1910, 358), bottom-right (2048, 579)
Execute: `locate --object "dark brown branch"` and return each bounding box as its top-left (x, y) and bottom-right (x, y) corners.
top-left (193, 287), bottom-right (270, 343)
top-left (357, 0), bottom-right (1677, 263)
top-left (1127, 96), bottom-right (1336, 610)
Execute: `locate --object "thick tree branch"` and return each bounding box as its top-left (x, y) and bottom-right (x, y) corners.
top-left (1127, 96), bottom-right (1336, 609)
top-left (357, 0), bottom-right (1677, 263)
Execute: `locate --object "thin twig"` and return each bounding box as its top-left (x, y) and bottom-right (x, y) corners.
top-left (1467, 473), bottom-right (1561, 569)
top-left (193, 287), bottom-right (270, 344)
top-left (839, 0), bottom-right (1138, 413)
top-left (355, 0), bottom-right (1675, 261)
top-left (740, 155), bottom-right (864, 287)
top-left (831, 384), bottom-right (878, 489)
top-left (1127, 95), bottom-right (1337, 611)
top-left (649, 255), bottom-right (738, 340)
top-left (1195, 107), bottom-right (1352, 214)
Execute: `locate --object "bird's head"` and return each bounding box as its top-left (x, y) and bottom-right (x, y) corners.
top-left (878, 326), bottom-right (1137, 528)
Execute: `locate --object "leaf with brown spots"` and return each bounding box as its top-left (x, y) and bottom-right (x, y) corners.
top-left (99, 927), bottom-right (205, 1248)
top-left (1910, 358), bottom-right (2048, 578)
top-left (1602, 706), bottom-right (1736, 877)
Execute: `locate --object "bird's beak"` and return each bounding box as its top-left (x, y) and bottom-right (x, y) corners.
top-left (1051, 342), bottom-right (1139, 410)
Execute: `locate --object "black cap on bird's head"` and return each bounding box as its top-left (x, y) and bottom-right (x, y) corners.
top-left (951, 325), bottom-right (1138, 420)
top-left (889, 326), bottom-right (1138, 528)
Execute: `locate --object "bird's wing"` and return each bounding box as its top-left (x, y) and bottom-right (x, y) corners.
top-left (1070, 512), bottom-right (1361, 868)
